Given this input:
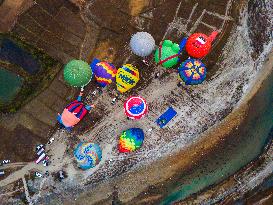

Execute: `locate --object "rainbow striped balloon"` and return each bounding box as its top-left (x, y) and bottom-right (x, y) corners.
top-left (74, 142), bottom-right (102, 170)
top-left (118, 128), bottom-right (144, 153)
top-left (93, 62), bottom-right (117, 87)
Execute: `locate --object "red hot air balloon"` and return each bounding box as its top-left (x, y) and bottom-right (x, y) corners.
top-left (185, 31), bottom-right (218, 58)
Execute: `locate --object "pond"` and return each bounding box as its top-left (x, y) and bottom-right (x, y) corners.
top-left (0, 68), bottom-right (23, 104)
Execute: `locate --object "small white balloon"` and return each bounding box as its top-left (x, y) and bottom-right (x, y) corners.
top-left (130, 32), bottom-right (155, 57)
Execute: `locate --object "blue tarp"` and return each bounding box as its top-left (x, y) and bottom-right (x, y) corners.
top-left (156, 106), bottom-right (177, 128)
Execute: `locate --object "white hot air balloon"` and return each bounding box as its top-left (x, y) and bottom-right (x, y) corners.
top-left (129, 32), bottom-right (155, 57)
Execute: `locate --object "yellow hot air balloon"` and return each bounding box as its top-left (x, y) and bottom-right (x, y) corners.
top-left (116, 64), bottom-right (139, 93)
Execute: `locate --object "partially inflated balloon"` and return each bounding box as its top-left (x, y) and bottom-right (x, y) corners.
top-left (118, 128), bottom-right (144, 153)
top-left (116, 64), bottom-right (139, 93)
top-left (154, 40), bottom-right (180, 68)
top-left (93, 62), bottom-right (117, 87)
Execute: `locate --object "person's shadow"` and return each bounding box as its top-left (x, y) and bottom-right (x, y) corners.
top-left (112, 186), bottom-right (122, 205)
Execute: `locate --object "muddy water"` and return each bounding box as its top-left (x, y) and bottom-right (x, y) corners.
top-left (162, 58), bottom-right (273, 204)
top-left (161, 0), bottom-right (273, 203)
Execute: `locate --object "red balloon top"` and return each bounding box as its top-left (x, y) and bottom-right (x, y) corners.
top-left (185, 31), bottom-right (218, 58)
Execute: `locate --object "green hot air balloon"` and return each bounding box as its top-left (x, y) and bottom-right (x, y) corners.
top-left (63, 60), bottom-right (92, 87)
top-left (154, 40), bottom-right (180, 68)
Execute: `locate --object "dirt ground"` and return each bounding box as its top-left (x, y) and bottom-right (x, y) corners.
top-left (2, 0), bottom-right (271, 204)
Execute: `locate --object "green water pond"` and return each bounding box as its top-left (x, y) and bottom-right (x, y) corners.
top-left (0, 68), bottom-right (23, 104)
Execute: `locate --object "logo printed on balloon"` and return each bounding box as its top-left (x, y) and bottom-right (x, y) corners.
top-left (116, 64), bottom-right (139, 93)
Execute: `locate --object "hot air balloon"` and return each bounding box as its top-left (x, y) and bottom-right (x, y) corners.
top-left (154, 40), bottom-right (180, 68)
top-left (178, 59), bottom-right (207, 85)
top-left (185, 31), bottom-right (218, 58)
top-left (64, 59), bottom-right (92, 87)
top-left (93, 62), bottom-right (117, 87)
top-left (116, 64), bottom-right (139, 93)
top-left (124, 96), bottom-right (148, 120)
top-left (130, 32), bottom-right (155, 57)
top-left (118, 128), bottom-right (144, 153)
top-left (74, 142), bottom-right (102, 170)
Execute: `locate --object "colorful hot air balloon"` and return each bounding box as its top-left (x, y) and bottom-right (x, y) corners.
top-left (93, 62), bottom-right (117, 87)
top-left (185, 31), bottom-right (218, 58)
top-left (74, 142), bottom-right (102, 170)
top-left (154, 40), bottom-right (180, 68)
top-left (178, 59), bottom-right (207, 85)
top-left (130, 32), bottom-right (155, 57)
top-left (116, 64), bottom-right (139, 93)
top-left (64, 59), bottom-right (92, 87)
top-left (118, 128), bottom-right (144, 153)
top-left (124, 96), bottom-right (148, 120)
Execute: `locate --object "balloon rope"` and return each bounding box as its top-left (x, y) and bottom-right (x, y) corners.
top-left (158, 44), bottom-right (162, 64)
top-left (159, 54), bottom-right (180, 65)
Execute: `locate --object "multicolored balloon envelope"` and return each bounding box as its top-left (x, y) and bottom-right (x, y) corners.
top-left (178, 59), bottom-right (207, 85)
top-left (118, 128), bottom-right (144, 153)
top-left (93, 62), bottom-right (117, 87)
top-left (64, 59), bottom-right (92, 87)
top-left (74, 142), bottom-right (102, 170)
top-left (116, 64), bottom-right (139, 93)
top-left (124, 96), bottom-right (148, 120)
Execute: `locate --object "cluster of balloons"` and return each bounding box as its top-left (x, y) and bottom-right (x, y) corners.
top-left (67, 31), bottom-right (218, 170)
top-left (74, 127), bottom-right (146, 170)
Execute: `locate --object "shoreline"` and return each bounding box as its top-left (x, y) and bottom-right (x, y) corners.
top-left (75, 50), bottom-right (273, 204)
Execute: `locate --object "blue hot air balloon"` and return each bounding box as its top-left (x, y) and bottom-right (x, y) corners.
top-left (178, 59), bottom-right (207, 85)
top-left (74, 142), bottom-right (102, 170)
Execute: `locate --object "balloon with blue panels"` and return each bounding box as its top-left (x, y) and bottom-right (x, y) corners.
top-left (124, 96), bottom-right (148, 120)
top-left (178, 59), bottom-right (207, 85)
top-left (74, 142), bottom-right (102, 170)
top-left (118, 128), bottom-right (144, 153)
top-left (116, 64), bottom-right (140, 93)
top-left (93, 61), bottom-right (117, 87)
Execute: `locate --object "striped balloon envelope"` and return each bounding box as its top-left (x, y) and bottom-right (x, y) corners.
top-left (116, 64), bottom-right (139, 93)
top-left (93, 62), bottom-right (117, 87)
top-left (124, 96), bottom-right (148, 120)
